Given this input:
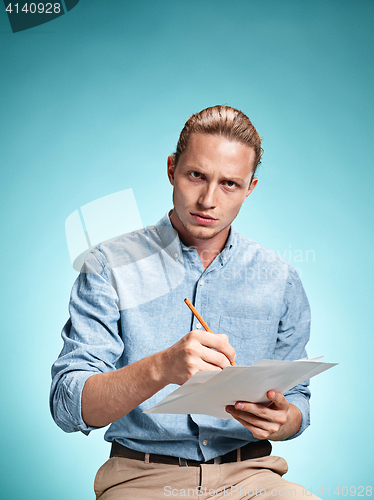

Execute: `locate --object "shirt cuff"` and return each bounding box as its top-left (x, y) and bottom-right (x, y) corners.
top-left (284, 392), bottom-right (310, 440)
top-left (51, 371), bottom-right (102, 435)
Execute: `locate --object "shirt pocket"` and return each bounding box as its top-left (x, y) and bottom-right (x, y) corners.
top-left (218, 315), bottom-right (276, 366)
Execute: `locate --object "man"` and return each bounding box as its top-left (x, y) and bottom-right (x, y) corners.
top-left (50, 106), bottom-right (317, 499)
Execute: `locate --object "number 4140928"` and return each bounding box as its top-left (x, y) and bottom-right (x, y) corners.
top-left (6, 3), bottom-right (61, 14)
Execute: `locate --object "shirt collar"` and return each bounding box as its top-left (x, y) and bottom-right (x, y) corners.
top-left (155, 211), bottom-right (182, 261)
top-left (155, 210), bottom-right (236, 268)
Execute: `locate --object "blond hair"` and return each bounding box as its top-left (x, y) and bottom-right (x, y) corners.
top-left (174, 105), bottom-right (263, 172)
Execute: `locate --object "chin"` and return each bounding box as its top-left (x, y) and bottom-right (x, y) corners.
top-left (185, 224), bottom-right (221, 241)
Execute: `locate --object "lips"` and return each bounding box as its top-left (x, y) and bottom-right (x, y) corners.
top-left (191, 212), bottom-right (217, 225)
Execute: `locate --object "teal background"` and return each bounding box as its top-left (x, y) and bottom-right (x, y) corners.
top-left (1, 0), bottom-right (373, 498)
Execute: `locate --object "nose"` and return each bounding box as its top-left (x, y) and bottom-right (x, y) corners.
top-left (198, 184), bottom-right (217, 209)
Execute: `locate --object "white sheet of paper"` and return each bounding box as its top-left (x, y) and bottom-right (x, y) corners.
top-left (143, 357), bottom-right (337, 419)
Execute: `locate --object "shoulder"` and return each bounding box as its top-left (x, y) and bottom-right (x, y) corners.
top-left (82, 220), bottom-right (177, 274)
top-left (90, 226), bottom-right (154, 272)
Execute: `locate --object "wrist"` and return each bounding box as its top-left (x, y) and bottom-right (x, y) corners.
top-left (270, 404), bottom-right (302, 441)
top-left (147, 350), bottom-right (170, 388)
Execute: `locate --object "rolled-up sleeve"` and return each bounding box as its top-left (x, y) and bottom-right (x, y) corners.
top-left (50, 248), bottom-right (123, 435)
top-left (275, 265), bottom-right (312, 439)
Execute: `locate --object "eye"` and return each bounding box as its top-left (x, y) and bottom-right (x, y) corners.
top-left (190, 171), bottom-right (202, 179)
top-left (224, 180), bottom-right (237, 188)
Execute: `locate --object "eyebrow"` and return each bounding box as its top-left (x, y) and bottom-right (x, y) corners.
top-left (227, 177), bottom-right (245, 184)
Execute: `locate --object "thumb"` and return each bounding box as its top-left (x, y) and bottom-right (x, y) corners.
top-left (267, 390), bottom-right (287, 409)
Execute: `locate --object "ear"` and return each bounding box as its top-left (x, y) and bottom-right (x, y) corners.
top-left (167, 155), bottom-right (176, 186)
top-left (245, 177), bottom-right (258, 200)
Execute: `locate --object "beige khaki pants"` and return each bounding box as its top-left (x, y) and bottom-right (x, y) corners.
top-left (94, 455), bottom-right (319, 500)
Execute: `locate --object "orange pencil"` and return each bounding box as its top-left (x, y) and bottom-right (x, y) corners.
top-left (184, 298), bottom-right (237, 366)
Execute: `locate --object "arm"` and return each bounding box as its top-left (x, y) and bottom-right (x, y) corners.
top-left (51, 248), bottom-right (236, 431)
top-left (82, 329), bottom-right (236, 428)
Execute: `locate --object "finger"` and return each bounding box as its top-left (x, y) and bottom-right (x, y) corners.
top-left (225, 406), bottom-right (264, 428)
top-left (229, 401), bottom-right (287, 426)
top-left (217, 333), bottom-right (229, 343)
top-left (182, 333), bottom-right (231, 370)
top-left (192, 330), bottom-right (236, 364)
top-left (232, 415), bottom-right (277, 440)
top-left (267, 390), bottom-right (288, 410)
top-left (176, 353), bottom-right (223, 383)
top-left (214, 334), bottom-right (236, 363)
top-left (199, 344), bottom-right (232, 369)
top-left (233, 401), bottom-right (274, 420)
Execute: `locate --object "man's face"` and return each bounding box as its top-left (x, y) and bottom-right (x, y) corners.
top-left (168, 133), bottom-right (257, 246)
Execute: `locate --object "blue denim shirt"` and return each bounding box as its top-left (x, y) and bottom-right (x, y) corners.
top-left (50, 212), bottom-right (311, 461)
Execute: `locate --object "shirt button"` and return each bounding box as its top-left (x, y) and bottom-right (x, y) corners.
top-left (202, 439), bottom-right (208, 446)
top-left (223, 256), bottom-right (227, 261)
top-left (174, 252), bottom-right (179, 259)
top-left (196, 323), bottom-right (202, 329)
top-left (199, 279), bottom-right (204, 286)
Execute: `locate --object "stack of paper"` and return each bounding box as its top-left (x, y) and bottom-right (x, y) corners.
top-left (144, 357), bottom-right (337, 419)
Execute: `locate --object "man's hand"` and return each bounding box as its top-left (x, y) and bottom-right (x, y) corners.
top-left (225, 390), bottom-right (302, 441)
top-left (159, 330), bottom-right (236, 386)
